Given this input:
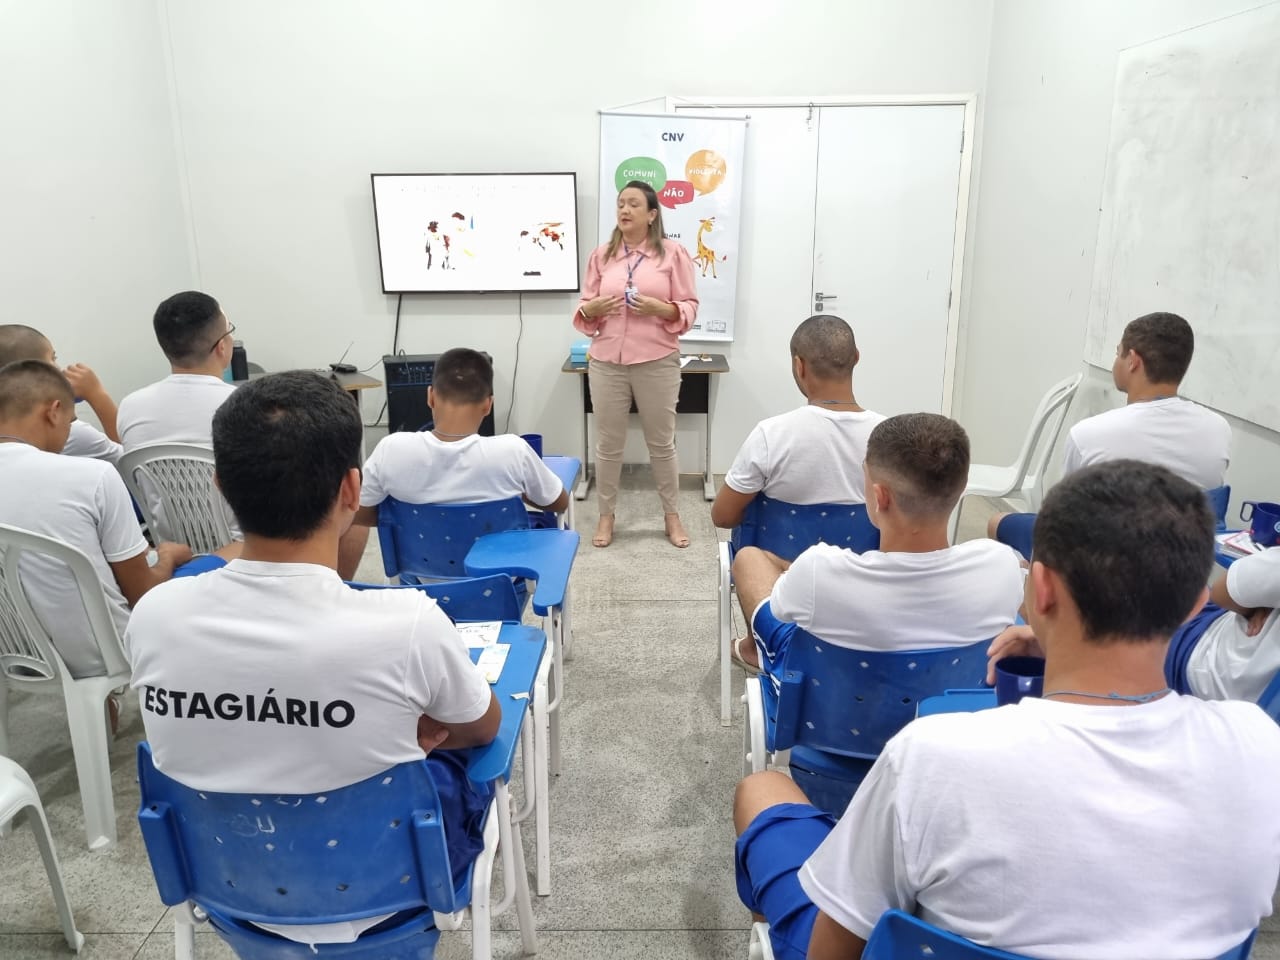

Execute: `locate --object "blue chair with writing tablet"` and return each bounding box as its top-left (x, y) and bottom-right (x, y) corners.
top-left (376, 496), bottom-right (531, 598)
top-left (718, 496), bottom-right (880, 725)
top-left (742, 630), bottom-right (990, 817)
top-left (347, 574), bottom-right (524, 624)
top-left (463, 524), bottom-right (579, 898)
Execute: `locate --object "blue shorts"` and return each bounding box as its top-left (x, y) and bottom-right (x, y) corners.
top-left (426, 750), bottom-right (496, 889)
top-left (734, 802), bottom-right (836, 960)
top-left (995, 513), bottom-right (1037, 561)
top-left (172, 555), bottom-right (229, 579)
top-left (751, 601), bottom-right (798, 693)
top-left (1165, 602), bottom-right (1226, 696)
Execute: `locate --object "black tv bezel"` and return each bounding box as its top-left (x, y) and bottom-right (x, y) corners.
top-left (370, 171), bottom-right (582, 295)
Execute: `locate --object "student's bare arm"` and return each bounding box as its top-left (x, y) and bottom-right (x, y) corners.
top-left (1211, 571), bottom-right (1256, 617)
top-left (351, 505), bottom-right (379, 527)
top-left (110, 542), bottom-right (194, 607)
top-left (418, 691), bottom-right (502, 752)
top-left (64, 364), bottom-right (120, 443)
top-left (711, 485), bottom-right (756, 529)
top-left (525, 488), bottom-right (570, 514)
top-left (807, 911), bottom-right (866, 960)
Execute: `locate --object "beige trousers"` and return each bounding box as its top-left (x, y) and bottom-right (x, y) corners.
top-left (588, 351), bottom-right (681, 516)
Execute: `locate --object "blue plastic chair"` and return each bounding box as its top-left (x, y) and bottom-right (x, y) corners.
top-left (138, 744), bottom-right (449, 959)
top-left (137, 734), bottom-right (536, 960)
top-left (753, 909), bottom-right (1256, 960)
top-left (861, 910), bottom-right (1027, 959)
top-left (743, 631), bottom-right (990, 816)
top-left (719, 496), bottom-right (880, 725)
top-left (730, 495), bottom-right (880, 560)
top-left (860, 910), bottom-right (1256, 960)
top-left (348, 574), bottom-right (523, 624)
top-left (377, 497), bottom-right (530, 584)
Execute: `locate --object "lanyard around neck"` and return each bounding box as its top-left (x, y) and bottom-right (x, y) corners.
top-left (622, 243), bottom-right (646, 284)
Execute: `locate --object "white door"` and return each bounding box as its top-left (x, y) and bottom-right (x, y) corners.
top-left (811, 105), bottom-right (966, 415)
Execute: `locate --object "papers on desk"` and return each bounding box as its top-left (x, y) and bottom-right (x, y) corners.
top-left (679, 355), bottom-right (694, 368)
top-left (1218, 531), bottom-right (1266, 557)
top-left (476, 644), bottom-right (510, 684)
top-left (457, 621), bottom-right (502, 648)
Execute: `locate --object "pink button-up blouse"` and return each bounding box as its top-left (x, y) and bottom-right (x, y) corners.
top-left (572, 239), bottom-right (699, 365)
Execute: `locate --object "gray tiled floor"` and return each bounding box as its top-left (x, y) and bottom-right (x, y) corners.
top-left (1, 472), bottom-right (1276, 958)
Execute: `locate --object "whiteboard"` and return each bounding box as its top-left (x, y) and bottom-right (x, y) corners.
top-left (1083, 3), bottom-right (1280, 431)
top-left (371, 173), bottom-right (580, 293)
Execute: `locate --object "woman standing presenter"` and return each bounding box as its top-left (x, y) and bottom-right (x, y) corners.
top-left (574, 180), bottom-right (699, 549)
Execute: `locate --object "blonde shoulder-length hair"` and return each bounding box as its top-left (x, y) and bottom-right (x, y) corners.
top-left (603, 180), bottom-right (666, 262)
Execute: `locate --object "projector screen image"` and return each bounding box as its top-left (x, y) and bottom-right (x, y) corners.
top-left (371, 173), bottom-right (581, 293)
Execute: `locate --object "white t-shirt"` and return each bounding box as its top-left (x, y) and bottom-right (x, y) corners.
top-left (0, 443), bottom-right (147, 677)
top-left (799, 694), bottom-right (1280, 957)
top-left (1187, 548), bottom-right (1280, 701)
top-left (360, 432), bottom-right (564, 509)
top-left (62, 419), bottom-right (123, 464)
top-left (1062, 397), bottom-right (1230, 488)
top-left (117, 373), bottom-right (237, 450)
top-left (116, 373), bottom-right (239, 542)
top-left (125, 559), bottom-right (492, 793)
top-left (724, 405), bottom-right (886, 504)
top-left (768, 540), bottom-right (1024, 651)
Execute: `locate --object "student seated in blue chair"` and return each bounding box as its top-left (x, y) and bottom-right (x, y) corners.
top-left (0, 361), bottom-right (193, 724)
top-left (337, 347), bottom-right (568, 580)
top-left (710, 314), bottom-right (885, 529)
top-left (989, 311), bottom-right (1231, 559)
top-left (126, 371), bottom-right (501, 946)
top-left (0, 323), bottom-right (124, 464)
top-left (733, 460), bottom-right (1280, 960)
top-left (730, 413), bottom-right (1023, 675)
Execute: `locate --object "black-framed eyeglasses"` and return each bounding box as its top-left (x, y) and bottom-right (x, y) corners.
top-left (209, 322), bottom-right (236, 354)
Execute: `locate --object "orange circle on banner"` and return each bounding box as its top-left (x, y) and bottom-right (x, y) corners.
top-left (686, 150), bottom-right (727, 195)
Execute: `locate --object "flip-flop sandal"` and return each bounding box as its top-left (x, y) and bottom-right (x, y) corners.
top-left (731, 635), bottom-right (761, 675)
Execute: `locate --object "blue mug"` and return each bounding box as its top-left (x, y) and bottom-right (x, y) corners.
top-left (994, 656), bottom-right (1046, 706)
top-left (520, 433), bottom-right (543, 457)
top-left (1240, 501), bottom-right (1280, 548)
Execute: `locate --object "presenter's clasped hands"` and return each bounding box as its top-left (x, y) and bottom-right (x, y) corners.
top-left (581, 293), bottom-right (675, 322)
top-left (581, 295), bottom-right (623, 320)
top-left (629, 294), bottom-right (679, 320)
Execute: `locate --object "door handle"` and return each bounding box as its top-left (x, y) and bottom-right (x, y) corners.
top-left (814, 292), bottom-right (837, 301)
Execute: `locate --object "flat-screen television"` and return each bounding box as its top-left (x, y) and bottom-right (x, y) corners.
top-left (371, 172), bottom-right (580, 294)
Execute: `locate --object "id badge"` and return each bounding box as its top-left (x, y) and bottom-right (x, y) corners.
top-left (624, 283), bottom-right (638, 307)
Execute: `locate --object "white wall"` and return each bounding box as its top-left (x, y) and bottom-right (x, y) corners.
top-left (156, 0), bottom-right (993, 469)
top-left (0, 1), bottom-right (194, 420)
top-left (961, 0), bottom-right (1280, 511)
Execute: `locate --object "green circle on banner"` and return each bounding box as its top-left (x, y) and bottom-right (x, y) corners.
top-left (615, 157), bottom-right (667, 194)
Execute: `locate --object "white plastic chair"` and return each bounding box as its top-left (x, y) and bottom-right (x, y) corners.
top-left (949, 373), bottom-right (1082, 543)
top-left (0, 756), bottom-right (84, 952)
top-left (748, 921), bottom-right (775, 959)
top-left (117, 443), bottom-right (235, 554)
top-left (0, 523), bottom-right (132, 850)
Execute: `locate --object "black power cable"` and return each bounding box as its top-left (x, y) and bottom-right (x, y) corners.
top-left (505, 293), bottom-right (524, 433)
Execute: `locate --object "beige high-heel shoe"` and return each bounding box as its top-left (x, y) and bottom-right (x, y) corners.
top-left (664, 513), bottom-right (690, 549)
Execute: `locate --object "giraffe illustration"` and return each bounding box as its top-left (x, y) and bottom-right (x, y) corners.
top-left (694, 217), bottom-right (721, 278)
